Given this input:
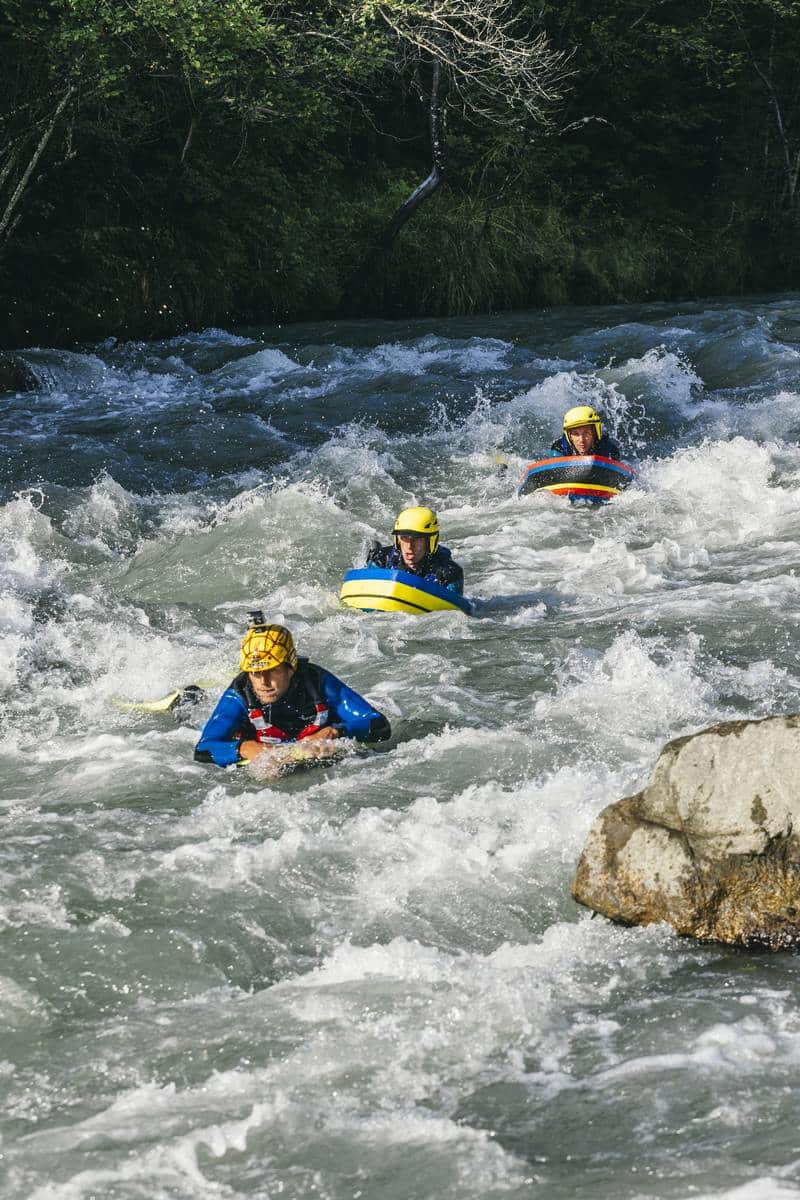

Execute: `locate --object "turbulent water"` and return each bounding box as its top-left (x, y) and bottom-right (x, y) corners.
top-left (3, 295), bottom-right (800, 1200)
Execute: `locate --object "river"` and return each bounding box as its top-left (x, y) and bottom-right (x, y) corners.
top-left (3, 295), bottom-right (800, 1199)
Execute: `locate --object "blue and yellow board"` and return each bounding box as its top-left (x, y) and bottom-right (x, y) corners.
top-left (340, 567), bottom-right (473, 615)
top-left (517, 455), bottom-right (636, 502)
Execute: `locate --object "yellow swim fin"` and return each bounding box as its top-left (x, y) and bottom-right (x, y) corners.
top-left (116, 690), bottom-right (183, 713)
top-left (115, 680), bottom-right (219, 713)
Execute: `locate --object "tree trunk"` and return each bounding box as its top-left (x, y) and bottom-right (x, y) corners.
top-left (0, 83), bottom-right (76, 249)
top-left (379, 59), bottom-right (446, 250)
top-left (728, 3), bottom-right (798, 217)
top-left (344, 60), bottom-right (447, 313)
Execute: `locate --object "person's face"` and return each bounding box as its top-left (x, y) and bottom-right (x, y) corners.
top-left (398, 534), bottom-right (429, 568)
top-left (248, 663), bottom-right (294, 704)
top-left (568, 424), bottom-right (597, 454)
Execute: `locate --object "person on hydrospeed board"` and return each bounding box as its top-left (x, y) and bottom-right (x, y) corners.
top-left (194, 615), bottom-right (391, 767)
top-left (549, 405), bottom-right (622, 460)
top-left (366, 506), bottom-right (465, 595)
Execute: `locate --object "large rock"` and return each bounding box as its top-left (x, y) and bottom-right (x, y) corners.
top-left (572, 713), bottom-right (800, 948)
top-left (0, 351), bottom-right (39, 392)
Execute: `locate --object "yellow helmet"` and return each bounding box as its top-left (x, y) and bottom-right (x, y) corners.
top-left (239, 622), bottom-right (298, 673)
top-left (393, 506), bottom-right (440, 554)
top-left (563, 405), bottom-right (602, 447)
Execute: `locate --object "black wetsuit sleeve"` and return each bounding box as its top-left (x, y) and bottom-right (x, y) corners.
top-left (366, 544), bottom-right (393, 568)
top-left (439, 560), bottom-right (464, 595)
top-left (429, 551), bottom-right (464, 595)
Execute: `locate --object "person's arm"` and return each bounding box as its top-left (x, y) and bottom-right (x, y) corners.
top-left (319, 669), bottom-right (391, 742)
top-left (194, 688), bottom-right (250, 767)
top-left (442, 562), bottom-right (464, 595)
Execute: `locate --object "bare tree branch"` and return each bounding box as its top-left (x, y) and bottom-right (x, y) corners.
top-left (0, 83), bottom-right (76, 246)
top-left (180, 115), bottom-right (197, 165)
top-left (358, 0), bottom-right (569, 125)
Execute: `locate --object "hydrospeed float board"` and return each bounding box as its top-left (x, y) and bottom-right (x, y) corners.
top-left (340, 567), bottom-right (473, 615)
top-left (246, 741), bottom-right (349, 779)
top-left (517, 455), bottom-right (636, 502)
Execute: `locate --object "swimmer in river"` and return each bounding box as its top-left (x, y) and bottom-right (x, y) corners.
top-left (549, 406), bottom-right (622, 459)
top-left (367, 506), bottom-right (465, 594)
top-left (194, 614), bottom-right (391, 767)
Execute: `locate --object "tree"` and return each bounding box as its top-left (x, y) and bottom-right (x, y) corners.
top-left (343, 0), bottom-right (568, 248)
top-left (722, 0), bottom-right (800, 220)
top-left (0, 0), bottom-right (350, 258)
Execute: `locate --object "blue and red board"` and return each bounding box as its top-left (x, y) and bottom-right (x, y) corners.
top-left (517, 455), bottom-right (636, 503)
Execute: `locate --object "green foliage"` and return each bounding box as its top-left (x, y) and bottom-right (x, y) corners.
top-left (0, 0), bottom-right (798, 346)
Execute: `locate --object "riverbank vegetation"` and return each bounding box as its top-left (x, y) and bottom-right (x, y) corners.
top-left (2, 0), bottom-right (798, 346)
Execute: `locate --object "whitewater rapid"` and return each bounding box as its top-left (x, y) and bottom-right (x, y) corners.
top-left (3, 296), bottom-right (800, 1199)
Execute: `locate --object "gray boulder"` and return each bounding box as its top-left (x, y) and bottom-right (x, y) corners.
top-left (572, 713), bottom-right (800, 948)
top-left (0, 351), bottom-right (38, 393)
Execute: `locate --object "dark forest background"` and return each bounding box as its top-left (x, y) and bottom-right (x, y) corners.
top-left (1, 0), bottom-right (798, 348)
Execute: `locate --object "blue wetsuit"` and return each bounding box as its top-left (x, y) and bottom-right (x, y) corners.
top-left (194, 659), bottom-right (390, 767)
top-left (366, 545), bottom-right (464, 595)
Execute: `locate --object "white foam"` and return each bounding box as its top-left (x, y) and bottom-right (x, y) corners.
top-left (211, 346), bottom-right (304, 390)
top-left (0, 974), bottom-right (50, 1027)
top-left (60, 473), bottom-right (141, 556)
top-left (607, 344), bottom-right (704, 412)
top-left (691, 1181), bottom-right (800, 1200)
top-left (329, 335), bottom-right (512, 379)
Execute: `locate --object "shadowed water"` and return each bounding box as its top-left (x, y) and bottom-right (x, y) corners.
top-left (3, 296), bottom-right (800, 1199)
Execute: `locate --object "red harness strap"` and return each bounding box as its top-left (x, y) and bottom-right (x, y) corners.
top-left (247, 702), bottom-right (329, 745)
top-left (295, 702), bottom-right (329, 740)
